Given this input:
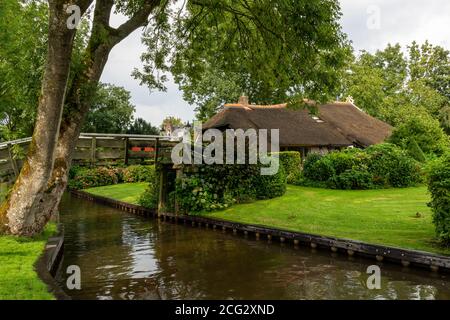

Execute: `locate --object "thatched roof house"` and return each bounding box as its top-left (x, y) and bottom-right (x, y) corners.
top-left (203, 97), bottom-right (392, 156)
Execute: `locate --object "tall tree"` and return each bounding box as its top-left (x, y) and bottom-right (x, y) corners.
top-left (82, 83), bottom-right (136, 133)
top-left (0, 0), bottom-right (92, 235)
top-left (1, 0), bottom-right (350, 236)
top-left (342, 42), bottom-right (449, 128)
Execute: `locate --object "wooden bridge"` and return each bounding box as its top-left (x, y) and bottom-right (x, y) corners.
top-left (0, 133), bottom-right (178, 185)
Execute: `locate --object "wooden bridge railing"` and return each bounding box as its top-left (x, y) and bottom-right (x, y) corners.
top-left (0, 133), bottom-right (179, 184)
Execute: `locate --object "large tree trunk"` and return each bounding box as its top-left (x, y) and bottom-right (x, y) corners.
top-left (39, 0), bottom-right (161, 219)
top-left (0, 1), bottom-right (78, 236)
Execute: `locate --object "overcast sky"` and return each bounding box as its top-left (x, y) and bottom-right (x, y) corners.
top-left (100, 0), bottom-right (450, 126)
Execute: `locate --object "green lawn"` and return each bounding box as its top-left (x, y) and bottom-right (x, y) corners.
top-left (84, 182), bottom-right (449, 256)
top-left (84, 182), bottom-right (148, 204)
top-left (202, 185), bottom-right (450, 255)
top-left (0, 223), bottom-right (56, 300)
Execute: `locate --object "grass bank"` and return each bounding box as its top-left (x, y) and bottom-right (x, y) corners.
top-left (203, 185), bottom-right (449, 255)
top-left (84, 183), bottom-right (449, 256)
top-left (0, 223), bottom-right (56, 300)
top-left (84, 182), bottom-right (147, 205)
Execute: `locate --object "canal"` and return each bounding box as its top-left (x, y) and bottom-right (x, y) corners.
top-left (56, 193), bottom-right (450, 300)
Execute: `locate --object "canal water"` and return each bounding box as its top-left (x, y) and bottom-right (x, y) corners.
top-left (56, 193), bottom-right (450, 300)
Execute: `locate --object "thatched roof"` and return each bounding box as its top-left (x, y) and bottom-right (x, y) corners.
top-left (203, 99), bottom-right (392, 147)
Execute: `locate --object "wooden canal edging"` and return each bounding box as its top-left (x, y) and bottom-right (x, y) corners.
top-left (0, 133), bottom-right (177, 185)
top-left (71, 189), bottom-right (450, 274)
top-left (34, 224), bottom-right (70, 300)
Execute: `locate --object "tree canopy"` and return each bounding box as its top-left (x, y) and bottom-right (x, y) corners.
top-left (82, 83), bottom-right (136, 134)
top-left (342, 42), bottom-right (450, 132)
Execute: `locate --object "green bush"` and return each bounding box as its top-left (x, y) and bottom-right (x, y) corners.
top-left (427, 153), bottom-right (450, 244)
top-left (273, 151), bottom-right (301, 184)
top-left (175, 162), bottom-right (287, 213)
top-left (123, 165), bottom-right (155, 183)
top-left (175, 171), bottom-right (235, 213)
top-left (389, 115), bottom-right (449, 157)
top-left (365, 143), bottom-right (422, 188)
top-left (68, 167), bottom-right (120, 190)
top-left (305, 156), bottom-right (335, 182)
top-left (300, 144), bottom-right (422, 190)
top-left (138, 183), bottom-right (158, 209)
top-left (68, 165), bottom-right (156, 190)
top-left (330, 166), bottom-right (373, 190)
top-left (254, 162), bottom-right (287, 199)
top-left (303, 153), bottom-right (323, 178)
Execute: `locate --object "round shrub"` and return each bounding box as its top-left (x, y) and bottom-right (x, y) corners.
top-left (123, 165), bottom-right (155, 183)
top-left (427, 153), bottom-right (450, 244)
top-left (389, 115), bottom-right (449, 157)
top-left (365, 143), bottom-right (422, 188)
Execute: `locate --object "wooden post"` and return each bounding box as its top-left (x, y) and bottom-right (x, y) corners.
top-left (7, 143), bottom-right (19, 178)
top-left (124, 137), bottom-right (129, 165)
top-left (90, 137), bottom-right (96, 167)
top-left (157, 166), bottom-right (167, 216)
top-left (154, 138), bottom-right (159, 163)
top-left (174, 164), bottom-right (183, 216)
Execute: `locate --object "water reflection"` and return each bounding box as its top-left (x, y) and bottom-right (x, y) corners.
top-left (56, 193), bottom-right (450, 300)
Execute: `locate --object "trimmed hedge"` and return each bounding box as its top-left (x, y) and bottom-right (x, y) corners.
top-left (427, 153), bottom-right (450, 244)
top-left (300, 144), bottom-right (422, 189)
top-left (175, 162), bottom-right (287, 213)
top-left (68, 165), bottom-right (155, 190)
top-left (68, 167), bottom-right (120, 190)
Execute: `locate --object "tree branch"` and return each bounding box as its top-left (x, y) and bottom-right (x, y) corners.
top-left (110, 0), bottom-right (162, 46)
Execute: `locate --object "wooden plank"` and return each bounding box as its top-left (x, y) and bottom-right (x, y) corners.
top-left (0, 161), bottom-right (13, 175)
top-left (124, 138), bottom-right (129, 165)
top-left (154, 138), bottom-right (159, 163)
top-left (128, 139), bottom-right (157, 148)
top-left (128, 150), bottom-right (156, 158)
top-left (96, 138), bottom-right (124, 148)
top-left (76, 138), bottom-right (92, 148)
top-left (0, 148), bottom-right (10, 160)
top-left (7, 143), bottom-right (19, 177)
top-left (90, 137), bottom-right (96, 166)
top-left (73, 149), bottom-right (91, 160)
top-left (96, 149), bottom-right (124, 159)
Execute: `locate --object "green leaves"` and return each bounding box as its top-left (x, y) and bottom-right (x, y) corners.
top-left (82, 83), bottom-right (136, 134)
top-left (135, 0), bottom-right (351, 116)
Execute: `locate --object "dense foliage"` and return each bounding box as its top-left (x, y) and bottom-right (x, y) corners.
top-left (126, 118), bottom-right (160, 135)
top-left (82, 84), bottom-right (136, 134)
top-left (388, 115), bottom-right (449, 160)
top-left (300, 144), bottom-right (422, 189)
top-left (274, 151), bottom-right (302, 184)
top-left (123, 165), bottom-right (156, 183)
top-left (342, 42), bottom-right (450, 133)
top-left (68, 165), bottom-right (155, 190)
top-left (427, 153), bottom-right (450, 244)
top-left (175, 163), bottom-right (286, 214)
top-left (137, 0), bottom-right (351, 119)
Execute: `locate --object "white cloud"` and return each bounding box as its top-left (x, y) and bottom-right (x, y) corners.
top-left (100, 1), bottom-right (450, 124)
top-left (340, 0), bottom-right (450, 52)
